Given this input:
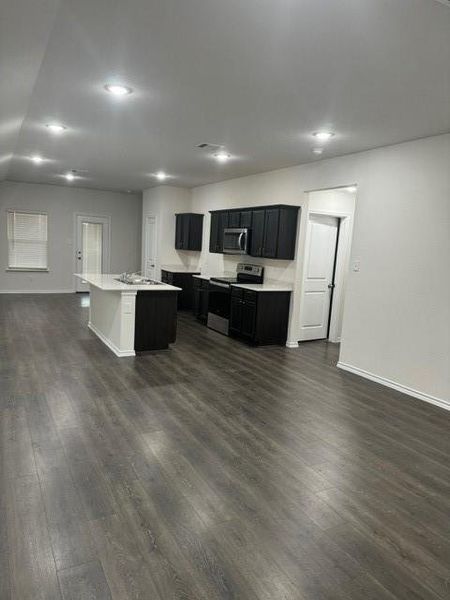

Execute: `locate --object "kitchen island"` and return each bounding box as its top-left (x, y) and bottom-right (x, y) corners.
top-left (76, 274), bottom-right (181, 357)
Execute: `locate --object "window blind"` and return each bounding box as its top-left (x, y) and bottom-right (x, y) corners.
top-left (7, 211), bottom-right (48, 270)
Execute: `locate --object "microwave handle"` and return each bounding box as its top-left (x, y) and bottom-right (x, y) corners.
top-left (238, 231), bottom-right (245, 251)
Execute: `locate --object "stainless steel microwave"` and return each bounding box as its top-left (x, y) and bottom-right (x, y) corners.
top-left (223, 228), bottom-right (250, 254)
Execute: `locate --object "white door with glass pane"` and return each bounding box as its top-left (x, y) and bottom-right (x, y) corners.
top-left (75, 215), bottom-right (110, 292)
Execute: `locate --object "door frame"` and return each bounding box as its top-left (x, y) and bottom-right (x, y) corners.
top-left (143, 214), bottom-right (158, 279)
top-left (299, 208), bottom-right (353, 343)
top-left (73, 213), bottom-right (111, 292)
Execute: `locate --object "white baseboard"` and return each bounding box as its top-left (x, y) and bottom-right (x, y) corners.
top-left (0, 289), bottom-right (73, 294)
top-left (286, 341), bottom-right (299, 348)
top-left (337, 361), bottom-right (449, 412)
top-left (88, 322), bottom-right (135, 358)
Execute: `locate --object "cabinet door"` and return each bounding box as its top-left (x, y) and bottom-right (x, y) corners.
top-left (218, 212), bottom-right (229, 252)
top-left (241, 300), bottom-right (256, 338)
top-left (240, 210), bottom-right (252, 228)
top-left (175, 215), bottom-right (184, 249)
top-left (229, 297), bottom-right (243, 335)
top-left (250, 209), bottom-right (265, 256)
top-left (262, 208), bottom-right (280, 258)
top-left (188, 214), bottom-right (203, 251)
top-left (228, 212), bottom-right (240, 228)
top-left (209, 213), bottom-right (220, 253)
top-left (181, 214), bottom-right (190, 249)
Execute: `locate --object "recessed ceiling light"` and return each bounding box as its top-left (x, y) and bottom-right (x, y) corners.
top-left (313, 131), bottom-right (334, 141)
top-left (214, 151), bottom-right (231, 163)
top-left (155, 171), bottom-right (168, 181)
top-left (46, 123), bottom-right (66, 134)
top-left (104, 84), bottom-right (133, 96)
top-left (312, 148), bottom-right (323, 155)
top-left (31, 155), bottom-right (44, 164)
top-left (65, 172), bottom-right (75, 181)
top-left (346, 186), bottom-right (357, 193)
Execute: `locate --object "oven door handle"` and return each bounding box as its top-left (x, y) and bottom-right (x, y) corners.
top-left (209, 281), bottom-right (230, 289)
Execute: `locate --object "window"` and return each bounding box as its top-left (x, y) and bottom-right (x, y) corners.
top-left (7, 211), bottom-right (48, 270)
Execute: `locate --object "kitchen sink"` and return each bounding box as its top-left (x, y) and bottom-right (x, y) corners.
top-left (115, 273), bottom-right (161, 285)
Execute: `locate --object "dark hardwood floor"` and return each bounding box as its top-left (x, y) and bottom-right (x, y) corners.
top-left (1, 293), bottom-right (449, 600)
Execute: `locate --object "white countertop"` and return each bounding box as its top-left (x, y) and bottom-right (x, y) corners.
top-left (75, 274), bottom-right (181, 292)
top-left (161, 264), bottom-right (201, 274)
top-left (192, 273), bottom-right (293, 292)
top-left (232, 280), bottom-right (293, 292)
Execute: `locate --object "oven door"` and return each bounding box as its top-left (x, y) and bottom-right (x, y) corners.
top-left (207, 282), bottom-right (231, 335)
top-left (223, 228), bottom-right (249, 255)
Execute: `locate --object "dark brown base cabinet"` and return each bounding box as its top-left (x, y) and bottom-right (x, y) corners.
top-left (192, 277), bottom-right (209, 323)
top-left (161, 270), bottom-right (200, 310)
top-left (209, 205), bottom-right (299, 260)
top-left (229, 288), bottom-right (291, 345)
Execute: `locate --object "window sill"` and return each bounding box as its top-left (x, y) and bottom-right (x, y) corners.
top-left (6, 268), bottom-right (49, 272)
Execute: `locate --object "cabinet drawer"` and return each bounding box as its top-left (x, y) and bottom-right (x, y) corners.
top-left (231, 286), bottom-right (243, 298)
top-left (243, 290), bottom-right (257, 303)
top-left (201, 279), bottom-right (209, 289)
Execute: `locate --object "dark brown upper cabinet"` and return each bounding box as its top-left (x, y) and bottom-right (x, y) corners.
top-left (175, 213), bottom-right (203, 251)
top-left (209, 211), bottom-right (229, 253)
top-left (211, 205), bottom-right (299, 260)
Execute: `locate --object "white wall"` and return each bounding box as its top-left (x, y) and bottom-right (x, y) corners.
top-left (142, 185), bottom-right (193, 276)
top-left (191, 171), bottom-right (304, 282)
top-left (143, 134), bottom-right (450, 405)
top-left (0, 181), bottom-right (142, 292)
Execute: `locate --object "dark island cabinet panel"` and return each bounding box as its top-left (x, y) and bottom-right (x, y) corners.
top-left (210, 205), bottom-right (299, 260)
top-left (135, 291), bottom-right (178, 351)
top-left (230, 289), bottom-right (291, 345)
top-left (175, 213), bottom-right (203, 251)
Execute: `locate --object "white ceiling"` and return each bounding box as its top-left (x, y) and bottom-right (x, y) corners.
top-left (2, 0), bottom-right (450, 192)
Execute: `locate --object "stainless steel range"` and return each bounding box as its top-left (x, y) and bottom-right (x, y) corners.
top-left (207, 263), bottom-right (264, 335)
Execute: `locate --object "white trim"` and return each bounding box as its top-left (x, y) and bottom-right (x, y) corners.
top-left (88, 321), bottom-right (135, 357)
top-left (0, 289), bottom-right (73, 294)
top-left (298, 209), bottom-right (354, 343)
top-left (285, 341), bottom-right (299, 348)
top-left (73, 213), bottom-right (112, 292)
top-left (143, 214), bottom-right (158, 279)
top-left (337, 361), bottom-right (450, 412)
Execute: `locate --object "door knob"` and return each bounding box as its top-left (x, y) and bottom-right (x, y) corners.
top-left (328, 283), bottom-right (335, 289)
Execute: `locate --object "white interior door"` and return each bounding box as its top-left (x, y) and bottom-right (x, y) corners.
top-left (144, 216), bottom-right (157, 279)
top-left (75, 215), bottom-right (110, 292)
top-left (299, 214), bottom-right (339, 341)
